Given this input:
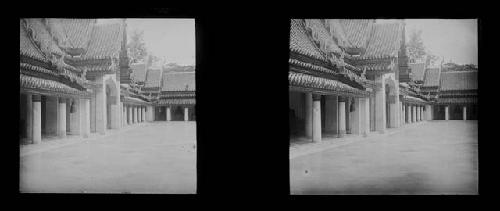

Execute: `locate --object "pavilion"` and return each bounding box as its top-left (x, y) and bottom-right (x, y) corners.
top-left (19, 18), bottom-right (154, 145)
top-left (289, 19), bottom-right (435, 143)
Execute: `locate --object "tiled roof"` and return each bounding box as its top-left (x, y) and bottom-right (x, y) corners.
top-left (361, 22), bottom-right (403, 59)
top-left (160, 92), bottom-right (195, 98)
top-left (423, 67), bottom-right (441, 87)
top-left (338, 19), bottom-right (374, 49)
top-left (161, 72), bottom-right (195, 91)
top-left (21, 19), bottom-right (126, 76)
top-left (439, 71), bottom-right (477, 91)
top-left (144, 67), bottom-right (163, 88)
top-left (20, 74), bottom-right (89, 96)
top-left (403, 95), bottom-right (427, 104)
top-left (305, 19), bottom-right (342, 54)
top-left (22, 19), bottom-right (65, 57)
top-left (20, 20), bottom-right (47, 62)
top-left (122, 96), bottom-right (148, 104)
top-left (130, 62), bottom-right (147, 83)
top-left (289, 58), bottom-right (367, 85)
top-left (438, 97), bottom-right (477, 104)
top-left (324, 19), bottom-right (350, 49)
top-left (157, 98), bottom-right (195, 105)
top-left (409, 63), bottom-right (426, 81)
top-left (290, 19), bottom-right (328, 62)
top-left (81, 22), bottom-right (123, 60)
top-left (356, 62), bottom-right (394, 72)
top-left (79, 64), bottom-right (114, 72)
top-left (289, 72), bottom-right (368, 97)
top-left (46, 19), bottom-right (95, 50)
top-left (163, 64), bottom-right (196, 72)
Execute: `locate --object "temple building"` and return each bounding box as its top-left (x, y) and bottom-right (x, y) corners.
top-left (20, 18), bottom-right (160, 145)
top-left (131, 62), bottom-right (196, 122)
top-left (423, 69), bottom-right (478, 120)
top-left (289, 19), bottom-right (435, 143)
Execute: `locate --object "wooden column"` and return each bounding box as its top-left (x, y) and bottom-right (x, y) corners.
top-left (133, 106), bottom-right (138, 123)
top-left (95, 83), bottom-right (106, 135)
top-left (445, 106), bottom-right (449, 120)
top-left (402, 103), bottom-right (405, 124)
top-left (80, 98), bottom-right (90, 138)
top-left (26, 94), bottom-right (33, 140)
top-left (312, 94), bottom-right (321, 142)
top-left (122, 104), bottom-right (126, 126)
top-left (416, 105), bottom-right (420, 122)
top-left (166, 107), bottom-right (171, 121)
top-left (304, 92), bottom-right (313, 138)
top-left (138, 106), bottom-right (142, 123)
top-left (412, 106), bottom-right (416, 123)
top-left (32, 95), bottom-right (42, 144)
top-left (406, 104), bottom-right (410, 123)
top-left (351, 98), bottom-right (361, 135)
top-left (338, 99), bottom-right (346, 137)
top-left (360, 97), bottom-right (370, 137)
top-left (69, 98), bottom-right (80, 135)
top-left (463, 106), bottom-right (467, 120)
top-left (142, 107), bottom-right (146, 122)
top-left (58, 97), bottom-right (66, 138)
top-left (127, 105), bottom-right (133, 125)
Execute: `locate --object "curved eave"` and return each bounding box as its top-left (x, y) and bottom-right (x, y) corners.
top-left (121, 96), bottom-right (151, 105)
top-left (289, 47), bottom-right (329, 64)
top-left (402, 95), bottom-right (429, 105)
top-left (20, 63), bottom-right (88, 91)
top-left (289, 59), bottom-right (367, 90)
top-left (159, 91), bottom-right (196, 98)
top-left (20, 74), bottom-right (91, 98)
top-left (437, 97), bottom-right (477, 105)
top-left (289, 72), bottom-right (369, 97)
top-left (156, 98), bottom-right (196, 106)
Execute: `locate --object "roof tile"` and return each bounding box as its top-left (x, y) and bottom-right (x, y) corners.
top-left (362, 22), bottom-right (403, 59)
top-left (290, 19), bottom-right (327, 62)
top-left (144, 67), bottom-right (163, 88)
top-left (423, 67), bottom-right (441, 87)
top-left (130, 62), bottom-right (147, 82)
top-left (161, 72), bottom-right (195, 91)
top-left (409, 63), bottom-right (426, 81)
top-left (439, 71), bottom-right (477, 91)
top-left (338, 19), bottom-right (374, 49)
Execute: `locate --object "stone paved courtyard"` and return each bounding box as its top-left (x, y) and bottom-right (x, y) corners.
top-left (20, 122), bottom-right (196, 194)
top-left (290, 120), bottom-right (478, 195)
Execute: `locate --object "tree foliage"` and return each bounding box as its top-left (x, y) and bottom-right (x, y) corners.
top-left (442, 62), bottom-right (478, 72)
top-left (147, 54), bottom-right (161, 66)
top-left (425, 53), bottom-right (440, 67)
top-left (127, 30), bottom-right (147, 63)
top-left (406, 29), bottom-right (426, 63)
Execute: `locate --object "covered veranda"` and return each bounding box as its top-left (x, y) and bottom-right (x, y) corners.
top-left (289, 72), bottom-right (371, 144)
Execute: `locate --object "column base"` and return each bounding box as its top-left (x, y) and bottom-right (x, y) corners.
top-left (337, 130), bottom-right (345, 138)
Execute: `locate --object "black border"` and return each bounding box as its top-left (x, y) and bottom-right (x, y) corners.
top-left (8, 6), bottom-right (492, 204)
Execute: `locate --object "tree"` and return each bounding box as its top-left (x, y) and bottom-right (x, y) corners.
top-left (127, 30), bottom-right (147, 63)
top-left (406, 29), bottom-right (426, 63)
top-left (425, 53), bottom-right (440, 67)
top-left (147, 54), bottom-right (161, 66)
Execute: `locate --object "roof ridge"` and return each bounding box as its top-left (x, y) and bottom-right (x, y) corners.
top-left (443, 70), bottom-right (478, 74)
top-left (21, 20), bottom-right (47, 62)
top-left (164, 71), bottom-right (195, 74)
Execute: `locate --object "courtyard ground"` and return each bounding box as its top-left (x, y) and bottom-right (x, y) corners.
top-left (20, 121), bottom-right (196, 194)
top-left (290, 120), bottom-right (478, 195)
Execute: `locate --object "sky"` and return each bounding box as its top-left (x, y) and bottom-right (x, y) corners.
top-left (125, 19), bottom-right (195, 66)
top-left (404, 19), bottom-right (478, 65)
